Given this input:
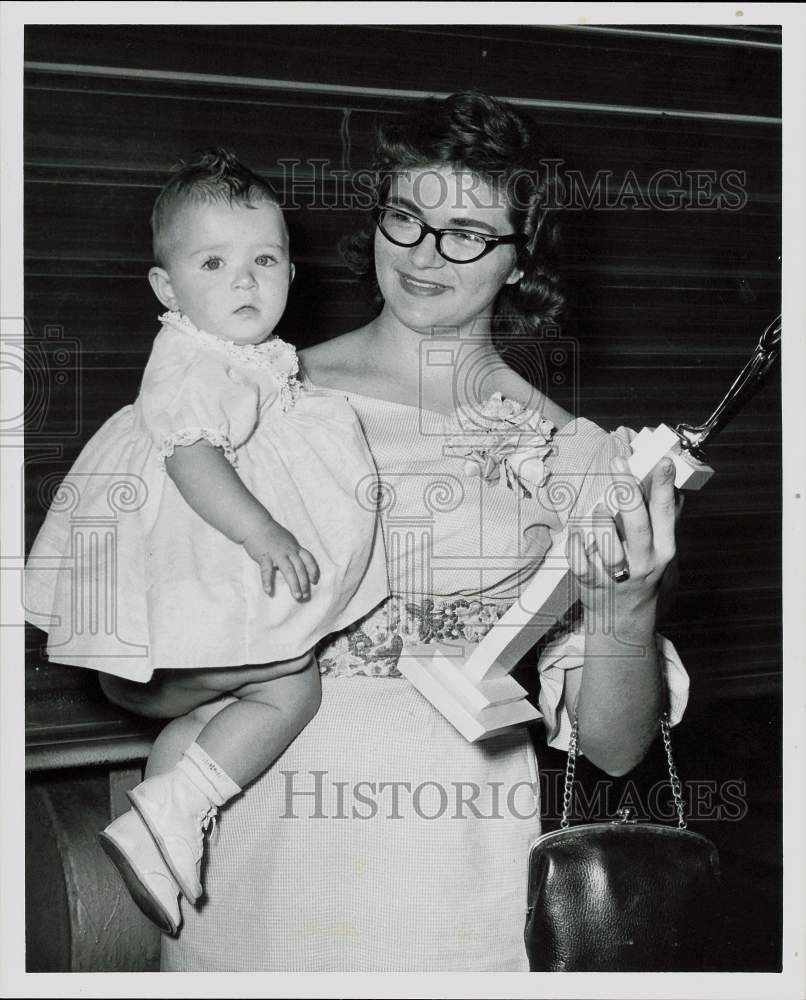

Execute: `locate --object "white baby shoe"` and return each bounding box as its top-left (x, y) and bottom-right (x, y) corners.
top-left (98, 807), bottom-right (182, 935)
top-left (128, 768), bottom-right (217, 903)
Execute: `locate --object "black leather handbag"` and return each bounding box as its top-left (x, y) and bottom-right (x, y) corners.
top-left (525, 713), bottom-right (722, 971)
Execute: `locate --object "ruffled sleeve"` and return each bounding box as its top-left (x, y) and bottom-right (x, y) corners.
top-left (138, 327), bottom-right (262, 468)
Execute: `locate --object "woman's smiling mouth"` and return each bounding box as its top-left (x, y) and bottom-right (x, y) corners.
top-left (397, 271), bottom-right (449, 296)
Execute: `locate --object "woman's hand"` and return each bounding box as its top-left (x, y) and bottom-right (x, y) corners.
top-left (567, 455), bottom-right (678, 628)
top-left (564, 454), bottom-right (681, 775)
top-left (242, 518), bottom-right (320, 601)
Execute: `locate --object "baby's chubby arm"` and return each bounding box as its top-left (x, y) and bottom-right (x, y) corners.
top-left (164, 441), bottom-right (320, 600)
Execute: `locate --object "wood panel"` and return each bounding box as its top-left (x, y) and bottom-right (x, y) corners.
top-left (24, 24), bottom-right (781, 119)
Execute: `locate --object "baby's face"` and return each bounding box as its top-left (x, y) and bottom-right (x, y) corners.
top-left (153, 199), bottom-right (293, 345)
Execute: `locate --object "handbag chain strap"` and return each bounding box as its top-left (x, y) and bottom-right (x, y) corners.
top-left (661, 712), bottom-right (688, 829)
top-left (560, 711), bottom-right (687, 830)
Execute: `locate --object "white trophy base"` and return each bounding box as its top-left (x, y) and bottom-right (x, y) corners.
top-left (399, 643), bottom-right (541, 742)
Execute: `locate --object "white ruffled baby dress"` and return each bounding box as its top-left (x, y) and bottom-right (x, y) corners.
top-left (25, 312), bottom-right (389, 681)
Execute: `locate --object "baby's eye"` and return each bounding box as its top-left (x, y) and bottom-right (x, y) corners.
top-left (201, 257), bottom-right (223, 271)
top-left (255, 254), bottom-right (277, 266)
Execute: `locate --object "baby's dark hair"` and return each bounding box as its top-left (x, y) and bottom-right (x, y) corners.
top-left (151, 147), bottom-right (282, 267)
top-left (341, 91), bottom-right (565, 332)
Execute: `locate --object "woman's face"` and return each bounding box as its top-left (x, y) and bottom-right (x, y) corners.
top-left (373, 165), bottom-right (523, 336)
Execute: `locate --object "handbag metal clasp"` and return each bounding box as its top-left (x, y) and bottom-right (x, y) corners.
top-left (612, 807), bottom-right (639, 825)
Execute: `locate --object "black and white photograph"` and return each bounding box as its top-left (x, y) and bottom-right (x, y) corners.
top-left (1, 4), bottom-right (804, 996)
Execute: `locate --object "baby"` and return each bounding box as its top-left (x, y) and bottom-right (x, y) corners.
top-left (25, 149), bottom-right (388, 933)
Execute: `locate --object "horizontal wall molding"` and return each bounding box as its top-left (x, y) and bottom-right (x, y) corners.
top-left (24, 61), bottom-right (783, 127)
top-left (543, 24), bottom-right (782, 51)
top-left (21, 171), bottom-right (784, 210)
top-left (383, 23), bottom-right (782, 52)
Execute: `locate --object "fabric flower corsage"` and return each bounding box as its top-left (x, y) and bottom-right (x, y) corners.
top-left (443, 392), bottom-right (556, 497)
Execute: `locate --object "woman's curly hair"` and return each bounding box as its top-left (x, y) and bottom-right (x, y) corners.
top-left (340, 91), bottom-right (566, 335)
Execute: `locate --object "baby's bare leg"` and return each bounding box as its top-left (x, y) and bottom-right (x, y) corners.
top-left (99, 672), bottom-right (217, 719)
top-left (99, 654), bottom-right (315, 719)
top-left (145, 698), bottom-right (233, 778)
top-left (193, 654), bottom-right (321, 788)
top-left (102, 654), bottom-right (320, 785)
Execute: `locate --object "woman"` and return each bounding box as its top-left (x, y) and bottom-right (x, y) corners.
top-left (153, 91), bottom-right (688, 971)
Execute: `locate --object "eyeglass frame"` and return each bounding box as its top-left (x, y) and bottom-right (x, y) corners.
top-left (373, 204), bottom-right (527, 264)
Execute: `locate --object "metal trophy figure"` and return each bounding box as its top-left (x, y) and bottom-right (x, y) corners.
top-left (675, 314), bottom-right (781, 459)
top-left (398, 317), bottom-right (782, 741)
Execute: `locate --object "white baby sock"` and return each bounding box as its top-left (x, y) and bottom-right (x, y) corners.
top-left (176, 741), bottom-right (242, 806)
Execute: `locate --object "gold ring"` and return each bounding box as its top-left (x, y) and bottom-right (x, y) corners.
top-left (613, 566), bottom-right (630, 583)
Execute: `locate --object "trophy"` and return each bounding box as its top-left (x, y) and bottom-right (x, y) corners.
top-left (397, 316), bottom-right (782, 741)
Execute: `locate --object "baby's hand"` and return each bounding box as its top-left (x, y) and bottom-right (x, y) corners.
top-left (242, 519), bottom-right (320, 601)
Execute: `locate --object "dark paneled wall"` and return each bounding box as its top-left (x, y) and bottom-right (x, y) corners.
top-left (24, 24), bottom-right (782, 969)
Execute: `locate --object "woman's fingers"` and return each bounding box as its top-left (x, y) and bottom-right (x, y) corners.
top-left (567, 528), bottom-right (592, 585)
top-left (648, 458), bottom-right (678, 564)
top-left (605, 454), bottom-right (678, 572)
top-left (608, 456), bottom-right (652, 559)
top-left (591, 512), bottom-right (627, 578)
top-left (568, 453), bottom-right (681, 607)
top-left (567, 521), bottom-right (630, 594)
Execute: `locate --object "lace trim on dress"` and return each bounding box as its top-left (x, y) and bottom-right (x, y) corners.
top-left (157, 427), bottom-right (238, 470)
top-left (159, 310), bottom-right (302, 411)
